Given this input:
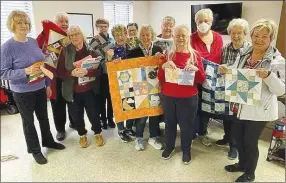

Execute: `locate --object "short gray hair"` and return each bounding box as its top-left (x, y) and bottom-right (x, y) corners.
top-left (139, 24), bottom-right (156, 41)
top-left (250, 18), bottom-right (278, 42)
top-left (227, 18), bottom-right (249, 35)
top-left (67, 25), bottom-right (86, 41)
top-left (55, 12), bottom-right (69, 22)
top-left (195, 8), bottom-right (213, 23)
top-left (162, 16), bottom-right (175, 25)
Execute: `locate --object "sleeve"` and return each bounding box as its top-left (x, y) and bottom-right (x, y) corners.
top-left (221, 46), bottom-right (227, 65)
top-left (45, 77), bottom-right (51, 86)
top-left (56, 51), bottom-right (73, 79)
top-left (36, 31), bottom-right (46, 49)
top-left (158, 59), bottom-right (167, 83)
top-left (194, 55), bottom-right (206, 84)
top-left (215, 33), bottom-right (223, 64)
top-left (263, 58), bottom-right (285, 96)
top-left (0, 45), bottom-right (27, 81)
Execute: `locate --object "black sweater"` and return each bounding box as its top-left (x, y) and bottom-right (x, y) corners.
top-left (126, 45), bottom-right (163, 59)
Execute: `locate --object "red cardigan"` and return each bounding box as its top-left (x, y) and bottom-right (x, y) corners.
top-left (190, 31), bottom-right (223, 64)
top-left (158, 52), bottom-right (206, 98)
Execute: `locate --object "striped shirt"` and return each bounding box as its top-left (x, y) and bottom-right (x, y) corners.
top-left (221, 41), bottom-right (251, 67)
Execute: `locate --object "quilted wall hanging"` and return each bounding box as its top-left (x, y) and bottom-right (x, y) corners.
top-left (41, 22), bottom-right (69, 68)
top-left (225, 69), bottom-right (262, 105)
top-left (201, 59), bottom-right (229, 115)
top-left (106, 56), bottom-right (164, 122)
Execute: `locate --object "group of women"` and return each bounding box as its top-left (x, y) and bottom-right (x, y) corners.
top-left (1, 7), bottom-right (285, 182)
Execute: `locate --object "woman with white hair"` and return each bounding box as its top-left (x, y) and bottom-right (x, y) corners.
top-left (36, 12), bottom-right (75, 142)
top-left (190, 8), bottom-right (223, 147)
top-left (215, 18), bottom-right (251, 160)
top-left (221, 18), bottom-right (285, 182)
top-left (158, 25), bottom-right (206, 164)
top-left (1, 10), bottom-right (65, 165)
top-left (57, 25), bottom-right (105, 148)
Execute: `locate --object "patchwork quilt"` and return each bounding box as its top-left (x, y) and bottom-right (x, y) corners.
top-left (201, 59), bottom-right (229, 115)
top-left (225, 69), bottom-right (262, 105)
top-left (106, 56), bottom-right (164, 122)
top-left (41, 22), bottom-right (69, 68)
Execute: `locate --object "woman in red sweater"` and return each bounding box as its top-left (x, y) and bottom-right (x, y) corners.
top-left (158, 25), bottom-right (206, 164)
top-left (190, 8), bottom-right (223, 146)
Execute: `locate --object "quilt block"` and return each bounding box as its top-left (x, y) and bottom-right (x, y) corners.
top-left (106, 56), bottom-right (164, 122)
top-left (225, 69), bottom-right (262, 105)
top-left (201, 59), bottom-right (229, 115)
top-left (165, 68), bottom-right (195, 85)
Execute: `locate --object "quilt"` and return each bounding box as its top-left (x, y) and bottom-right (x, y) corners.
top-left (106, 56), bottom-right (164, 122)
top-left (42, 22), bottom-right (69, 68)
top-left (225, 69), bottom-right (262, 105)
top-left (201, 59), bottom-right (229, 115)
top-left (165, 68), bottom-right (195, 85)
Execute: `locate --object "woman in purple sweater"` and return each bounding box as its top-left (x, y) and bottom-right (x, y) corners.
top-left (0, 10), bottom-right (65, 165)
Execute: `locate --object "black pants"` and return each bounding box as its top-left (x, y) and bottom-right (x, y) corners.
top-left (222, 119), bottom-right (237, 149)
top-left (67, 90), bottom-right (102, 136)
top-left (13, 88), bottom-right (55, 153)
top-left (135, 115), bottom-right (161, 138)
top-left (50, 78), bottom-right (75, 132)
top-left (99, 73), bottom-right (113, 123)
top-left (233, 119), bottom-right (267, 176)
top-left (198, 115), bottom-right (210, 136)
top-left (162, 94), bottom-right (198, 153)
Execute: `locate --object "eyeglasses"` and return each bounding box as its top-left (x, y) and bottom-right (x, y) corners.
top-left (69, 32), bottom-right (81, 38)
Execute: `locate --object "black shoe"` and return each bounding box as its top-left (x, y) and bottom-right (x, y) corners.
top-left (235, 173), bottom-right (255, 182)
top-left (182, 151), bottom-right (191, 164)
top-left (215, 138), bottom-right (229, 147)
top-left (125, 128), bottom-right (136, 139)
top-left (162, 149), bottom-right (175, 160)
top-left (108, 120), bottom-right (116, 128)
top-left (32, 152), bottom-right (47, 165)
top-left (225, 163), bottom-right (245, 172)
top-left (56, 131), bottom-right (66, 141)
top-left (69, 123), bottom-right (75, 129)
top-left (44, 142), bottom-right (66, 150)
top-left (118, 131), bottom-right (131, 142)
top-left (101, 121), bottom-right (107, 130)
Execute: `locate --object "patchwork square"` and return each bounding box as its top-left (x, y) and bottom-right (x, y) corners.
top-left (165, 68), bottom-right (195, 86)
top-left (225, 69), bottom-right (262, 105)
top-left (106, 56), bottom-right (164, 122)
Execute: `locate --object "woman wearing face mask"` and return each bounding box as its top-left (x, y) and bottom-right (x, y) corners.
top-left (36, 12), bottom-right (75, 142)
top-left (190, 8), bottom-right (223, 147)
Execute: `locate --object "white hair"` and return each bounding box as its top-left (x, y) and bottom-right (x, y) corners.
top-left (54, 12), bottom-right (69, 22)
top-left (227, 18), bottom-right (249, 35)
top-left (250, 18), bottom-right (278, 42)
top-left (170, 25), bottom-right (197, 65)
top-left (195, 8), bottom-right (213, 24)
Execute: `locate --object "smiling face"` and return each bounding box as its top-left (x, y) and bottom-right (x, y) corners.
top-left (161, 20), bottom-right (175, 39)
top-left (56, 16), bottom-right (69, 31)
top-left (140, 27), bottom-right (153, 46)
top-left (13, 15), bottom-right (30, 36)
top-left (127, 25), bottom-right (138, 37)
top-left (68, 28), bottom-right (84, 46)
top-left (114, 31), bottom-right (127, 46)
top-left (174, 27), bottom-right (188, 48)
top-left (230, 25), bottom-right (246, 48)
top-left (251, 27), bottom-right (271, 52)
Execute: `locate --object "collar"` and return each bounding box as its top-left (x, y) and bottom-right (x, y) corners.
top-left (139, 42), bottom-right (154, 56)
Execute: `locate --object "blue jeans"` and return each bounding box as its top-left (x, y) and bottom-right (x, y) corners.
top-left (117, 119), bottom-right (135, 131)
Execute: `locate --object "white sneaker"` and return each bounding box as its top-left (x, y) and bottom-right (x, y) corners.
top-left (198, 136), bottom-right (212, 146)
top-left (135, 138), bottom-right (144, 151)
top-left (148, 137), bottom-right (163, 150)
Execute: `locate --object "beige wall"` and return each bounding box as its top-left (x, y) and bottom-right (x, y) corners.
top-left (32, 1), bottom-right (149, 35)
top-left (148, 1), bottom-right (283, 45)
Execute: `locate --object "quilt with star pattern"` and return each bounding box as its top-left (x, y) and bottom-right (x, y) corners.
top-left (106, 56), bottom-right (164, 122)
top-left (225, 69), bottom-right (262, 105)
